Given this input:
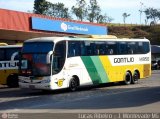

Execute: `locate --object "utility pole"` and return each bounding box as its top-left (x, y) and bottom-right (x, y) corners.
top-left (139, 2), bottom-right (143, 25)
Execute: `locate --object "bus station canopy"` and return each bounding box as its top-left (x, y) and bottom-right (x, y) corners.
top-left (0, 9), bottom-right (107, 43)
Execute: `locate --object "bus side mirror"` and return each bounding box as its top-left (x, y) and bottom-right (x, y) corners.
top-left (46, 51), bottom-right (53, 64)
top-left (11, 51), bottom-right (19, 61)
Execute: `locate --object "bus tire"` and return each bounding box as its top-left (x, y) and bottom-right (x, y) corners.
top-left (124, 72), bottom-right (132, 85)
top-left (69, 77), bottom-right (79, 91)
top-left (132, 71), bottom-right (139, 84)
top-left (7, 74), bottom-right (19, 88)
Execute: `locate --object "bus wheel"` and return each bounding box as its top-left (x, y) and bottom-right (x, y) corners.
top-left (132, 71), bottom-right (139, 84)
top-left (124, 72), bottom-right (132, 85)
top-left (7, 75), bottom-right (19, 88)
top-left (69, 77), bottom-right (79, 91)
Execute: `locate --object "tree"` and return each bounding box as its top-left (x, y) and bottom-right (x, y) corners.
top-left (33, 0), bottom-right (49, 15)
top-left (71, 0), bottom-right (114, 23)
top-left (33, 0), bottom-right (71, 19)
top-left (49, 3), bottom-right (71, 18)
top-left (96, 14), bottom-right (105, 23)
top-left (87, 0), bottom-right (101, 22)
top-left (144, 8), bottom-right (160, 24)
top-left (95, 14), bottom-right (114, 23)
top-left (104, 14), bottom-right (114, 23)
top-left (106, 16), bottom-right (114, 23)
top-left (122, 13), bottom-right (130, 24)
top-left (33, 0), bottom-right (114, 23)
top-left (72, 0), bottom-right (88, 21)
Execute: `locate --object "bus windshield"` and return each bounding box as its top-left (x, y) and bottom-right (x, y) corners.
top-left (20, 42), bottom-right (54, 76)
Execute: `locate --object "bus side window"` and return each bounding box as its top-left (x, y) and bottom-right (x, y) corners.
top-left (75, 42), bottom-right (81, 56)
top-left (6, 48), bottom-right (20, 60)
top-left (128, 42), bottom-right (136, 54)
top-left (68, 42), bottom-right (75, 57)
top-left (0, 49), bottom-right (5, 61)
top-left (108, 49), bottom-right (114, 55)
top-left (53, 41), bottom-right (66, 74)
top-left (107, 42), bottom-right (117, 55)
top-left (68, 41), bottom-right (81, 57)
top-left (80, 41), bottom-right (86, 56)
top-left (68, 42), bottom-right (72, 57)
top-left (127, 44), bottom-right (133, 54)
top-left (143, 42), bottom-right (150, 54)
top-left (119, 42), bottom-right (128, 54)
top-left (86, 46), bottom-right (91, 55)
top-left (84, 41), bottom-right (94, 56)
top-left (94, 42), bottom-right (106, 55)
top-left (128, 48), bottom-right (133, 54)
top-left (99, 45), bottom-right (106, 55)
top-left (136, 42), bottom-right (143, 54)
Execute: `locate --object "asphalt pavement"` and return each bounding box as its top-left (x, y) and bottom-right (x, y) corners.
top-left (0, 70), bottom-right (160, 115)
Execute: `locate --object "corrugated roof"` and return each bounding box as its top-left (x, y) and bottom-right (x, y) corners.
top-left (0, 8), bottom-right (107, 41)
top-left (151, 45), bottom-right (160, 53)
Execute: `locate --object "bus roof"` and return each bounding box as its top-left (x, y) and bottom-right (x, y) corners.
top-left (0, 43), bottom-right (8, 46)
top-left (0, 45), bottom-right (22, 48)
top-left (24, 36), bottom-right (150, 43)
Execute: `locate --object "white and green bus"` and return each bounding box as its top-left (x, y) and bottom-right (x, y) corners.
top-left (18, 35), bottom-right (151, 91)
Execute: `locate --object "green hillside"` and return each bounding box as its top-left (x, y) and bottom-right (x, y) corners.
top-left (108, 25), bottom-right (160, 45)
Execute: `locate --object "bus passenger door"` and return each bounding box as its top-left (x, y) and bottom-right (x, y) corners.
top-left (52, 41), bottom-right (66, 75)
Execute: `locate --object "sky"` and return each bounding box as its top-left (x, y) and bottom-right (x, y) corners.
top-left (0, 0), bottom-right (159, 24)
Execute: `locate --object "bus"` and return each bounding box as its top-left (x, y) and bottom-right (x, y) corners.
top-left (0, 44), bottom-right (22, 87)
top-left (18, 35), bottom-right (151, 91)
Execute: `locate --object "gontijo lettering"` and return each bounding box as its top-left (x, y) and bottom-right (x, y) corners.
top-left (0, 61), bottom-right (18, 70)
top-left (114, 57), bottom-right (134, 63)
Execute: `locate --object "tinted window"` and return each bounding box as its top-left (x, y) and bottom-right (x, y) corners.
top-left (137, 42), bottom-right (144, 54)
top-left (0, 49), bottom-right (5, 61)
top-left (85, 41), bottom-right (95, 56)
top-left (0, 48), bottom-right (21, 61)
top-left (23, 42), bottom-right (53, 53)
top-left (68, 41), bottom-right (117, 57)
top-left (6, 48), bottom-right (21, 60)
top-left (143, 42), bottom-right (150, 54)
top-left (95, 42), bottom-right (107, 55)
top-left (118, 41), bottom-right (150, 55)
top-left (67, 40), bottom-right (150, 57)
top-left (127, 42), bottom-right (135, 54)
top-left (68, 41), bottom-right (81, 57)
top-left (118, 42), bottom-right (128, 54)
top-left (107, 42), bottom-right (117, 55)
top-left (52, 41), bottom-right (66, 74)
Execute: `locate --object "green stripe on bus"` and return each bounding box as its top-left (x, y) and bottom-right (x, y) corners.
top-left (81, 56), bottom-right (100, 85)
top-left (81, 56), bottom-right (109, 84)
top-left (90, 56), bottom-right (109, 83)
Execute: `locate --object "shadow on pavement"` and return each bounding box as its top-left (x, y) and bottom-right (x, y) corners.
top-left (0, 86), bottom-right (160, 110)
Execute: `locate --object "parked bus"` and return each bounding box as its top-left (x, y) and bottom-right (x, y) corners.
top-left (0, 44), bottom-right (22, 87)
top-left (18, 35), bottom-right (151, 91)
